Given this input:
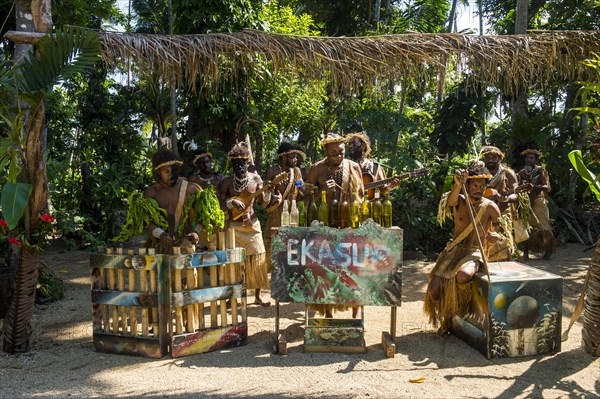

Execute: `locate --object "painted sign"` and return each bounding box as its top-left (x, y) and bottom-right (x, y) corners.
top-left (271, 220), bottom-right (403, 306)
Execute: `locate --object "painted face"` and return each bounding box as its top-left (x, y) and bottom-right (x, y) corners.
top-left (484, 153), bottom-right (500, 171)
top-left (348, 137), bottom-right (364, 159)
top-left (197, 156), bottom-right (212, 175)
top-left (525, 154), bottom-right (537, 167)
top-left (467, 178), bottom-right (486, 200)
top-left (325, 142), bottom-right (345, 166)
top-left (157, 165), bottom-right (179, 186)
top-left (232, 158), bottom-right (249, 178)
top-left (284, 153), bottom-right (299, 168)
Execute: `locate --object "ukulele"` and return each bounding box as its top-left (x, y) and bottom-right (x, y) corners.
top-left (363, 168), bottom-right (429, 199)
top-left (231, 172), bottom-right (289, 221)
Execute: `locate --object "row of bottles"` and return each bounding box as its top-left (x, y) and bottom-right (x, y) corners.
top-left (281, 189), bottom-right (393, 228)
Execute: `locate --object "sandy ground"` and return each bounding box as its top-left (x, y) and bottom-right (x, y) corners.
top-left (0, 242), bottom-right (599, 399)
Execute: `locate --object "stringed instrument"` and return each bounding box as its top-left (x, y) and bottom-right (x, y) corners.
top-left (363, 167), bottom-right (429, 199)
top-left (231, 172), bottom-right (288, 221)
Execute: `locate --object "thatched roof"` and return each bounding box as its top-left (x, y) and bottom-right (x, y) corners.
top-left (7, 29), bottom-right (600, 95)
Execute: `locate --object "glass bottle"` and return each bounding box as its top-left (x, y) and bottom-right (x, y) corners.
top-left (298, 200), bottom-right (307, 227)
top-left (383, 192), bottom-right (393, 228)
top-left (317, 190), bottom-right (329, 226)
top-left (330, 189), bottom-right (340, 228)
top-left (289, 199), bottom-right (299, 226)
top-left (372, 190), bottom-right (383, 226)
top-left (349, 192), bottom-right (360, 228)
top-left (339, 190), bottom-right (350, 229)
top-left (281, 199), bottom-right (290, 226)
top-left (308, 191), bottom-right (319, 226)
top-left (360, 197), bottom-right (371, 224)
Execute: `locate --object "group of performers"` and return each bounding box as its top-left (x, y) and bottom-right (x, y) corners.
top-left (130, 133), bottom-right (554, 329)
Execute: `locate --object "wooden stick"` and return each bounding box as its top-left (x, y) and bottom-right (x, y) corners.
top-left (209, 265), bottom-right (218, 327)
top-left (139, 248), bottom-right (149, 336)
top-left (219, 265), bottom-right (227, 326)
top-left (173, 247), bottom-right (184, 335)
top-left (128, 250), bottom-right (137, 336)
top-left (461, 185), bottom-right (491, 281)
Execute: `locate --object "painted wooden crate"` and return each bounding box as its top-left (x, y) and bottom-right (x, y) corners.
top-left (271, 221), bottom-right (403, 353)
top-left (451, 261), bottom-right (562, 359)
top-left (90, 243), bottom-right (246, 358)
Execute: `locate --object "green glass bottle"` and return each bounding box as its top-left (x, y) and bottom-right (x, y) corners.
top-left (308, 191), bottom-right (319, 225)
top-left (298, 201), bottom-right (307, 227)
top-left (339, 190), bottom-right (350, 229)
top-left (372, 190), bottom-right (383, 226)
top-left (349, 192), bottom-right (360, 228)
top-left (382, 192), bottom-right (393, 228)
top-left (317, 190), bottom-right (329, 226)
top-left (330, 189), bottom-right (340, 228)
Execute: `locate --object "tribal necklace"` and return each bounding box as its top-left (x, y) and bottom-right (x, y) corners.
top-left (327, 162), bottom-right (343, 186)
top-left (234, 173), bottom-right (249, 192)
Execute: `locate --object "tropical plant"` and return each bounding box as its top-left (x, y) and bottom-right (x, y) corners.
top-left (0, 26), bottom-right (101, 353)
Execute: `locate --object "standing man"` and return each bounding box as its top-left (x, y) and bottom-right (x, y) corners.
top-left (144, 149), bottom-right (201, 254)
top-left (188, 146), bottom-right (224, 190)
top-left (306, 133), bottom-right (364, 317)
top-left (517, 148), bottom-right (554, 259)
top-left (264, 142), bottom-right (305, 257)
top-left (347, 130), bottom-right (401, 198)
top-left (219, 143), bottom-right (277, 306)
top-left (424, 165), bottom-right (501, 333)
top-left (480, 145), bottom-right (519, 260)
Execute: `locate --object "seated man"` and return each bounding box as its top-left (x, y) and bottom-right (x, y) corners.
top-left (144, 149), bottom-right (200, 254)
top-left (424, 165), bottom-right (501, 333)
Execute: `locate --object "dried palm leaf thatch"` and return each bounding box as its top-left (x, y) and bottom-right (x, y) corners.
top-left (97, 29), bottom-right (600, 95)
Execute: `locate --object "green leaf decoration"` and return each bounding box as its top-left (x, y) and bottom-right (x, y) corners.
top-left (1, 182), bottom-right (32, 230)
top-left (112, 192), bottom-right (168, 242)
top-left (568, 150), bottom-right (600, 202)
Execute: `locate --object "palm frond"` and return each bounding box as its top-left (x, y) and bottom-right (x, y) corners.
top-left (20, 26), bottom-right (101, 95)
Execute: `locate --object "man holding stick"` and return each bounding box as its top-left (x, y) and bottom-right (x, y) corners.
top-left (424, 164), bottom-right (502, 333)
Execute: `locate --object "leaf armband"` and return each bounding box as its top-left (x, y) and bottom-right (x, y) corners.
top-left (112, 192), bottom-right (168, 242)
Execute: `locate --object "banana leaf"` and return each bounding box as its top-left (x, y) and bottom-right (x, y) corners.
top-left (568, 150), bottom-right (600, 202)
top-left (1, 182), bottom-right (32, 230)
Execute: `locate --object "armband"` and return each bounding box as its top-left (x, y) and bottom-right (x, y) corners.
top-left (152, 227), bottom-right (165, 239)
top-left (226, 199), bottom-right (234, 209)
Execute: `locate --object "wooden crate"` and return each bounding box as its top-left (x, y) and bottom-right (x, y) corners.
top-left (90, 232), bottom-right (246, 358)
top-left (451, 261), bottom-right (562, 359)
top-left (90, 247), bottom-right (167, 358)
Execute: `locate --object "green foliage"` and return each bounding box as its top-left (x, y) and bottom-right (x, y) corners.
top-left (37, 266), bottom-right (65, 302)
top-left (0, 183), bottom-right (31, 230)
top-left (569, 150), bottom-right (600, 202)
top-left (112, 192), bottom-right (168, 242)
top-left (178, 186), bottom-right (225, 238)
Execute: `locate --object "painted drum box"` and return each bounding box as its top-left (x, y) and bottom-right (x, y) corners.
top-left (452, 261), bottom-right (562, 359)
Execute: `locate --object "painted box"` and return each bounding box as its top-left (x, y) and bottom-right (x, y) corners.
top-left (451, 261), bottom-right (562, 359)
top-left (304, 318), bottom-right (365, 353)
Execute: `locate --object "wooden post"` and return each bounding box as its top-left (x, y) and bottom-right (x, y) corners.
top-left (128, 249), bottom-right (137, 336)
top-left (101, 248), bottom-right (110, 332)
top-left (108, 249), bottom-right (118, 333)
top-left (139, 248), bottom-right (149, 336)
top-left (209, 265), bottom-right (218, 327)
top-left (186, 247), bottom-right (196, 333)
top-left (172, 247), bottom-right (184, 335)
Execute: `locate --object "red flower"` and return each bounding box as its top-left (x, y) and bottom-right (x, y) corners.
top-left (40, 213), bottom-right (55, 223)
top-left (8, 237), bottom-right (23, 245)
top-left (0, 219), bottom-right (7, 228)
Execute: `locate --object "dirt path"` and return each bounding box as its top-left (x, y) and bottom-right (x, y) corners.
top-left (0, 243), bottom-right (598, 398)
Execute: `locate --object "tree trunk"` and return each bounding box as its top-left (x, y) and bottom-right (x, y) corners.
top-left (583, 238), bottom-right (600, 356)
top-left (2, 248), bottom-right (40, 352)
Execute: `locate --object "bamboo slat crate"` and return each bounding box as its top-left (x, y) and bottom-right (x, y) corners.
top-left (90, 232), bottom-right (246, 358)
top-left (451, 261), bottom-right (562, 359)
